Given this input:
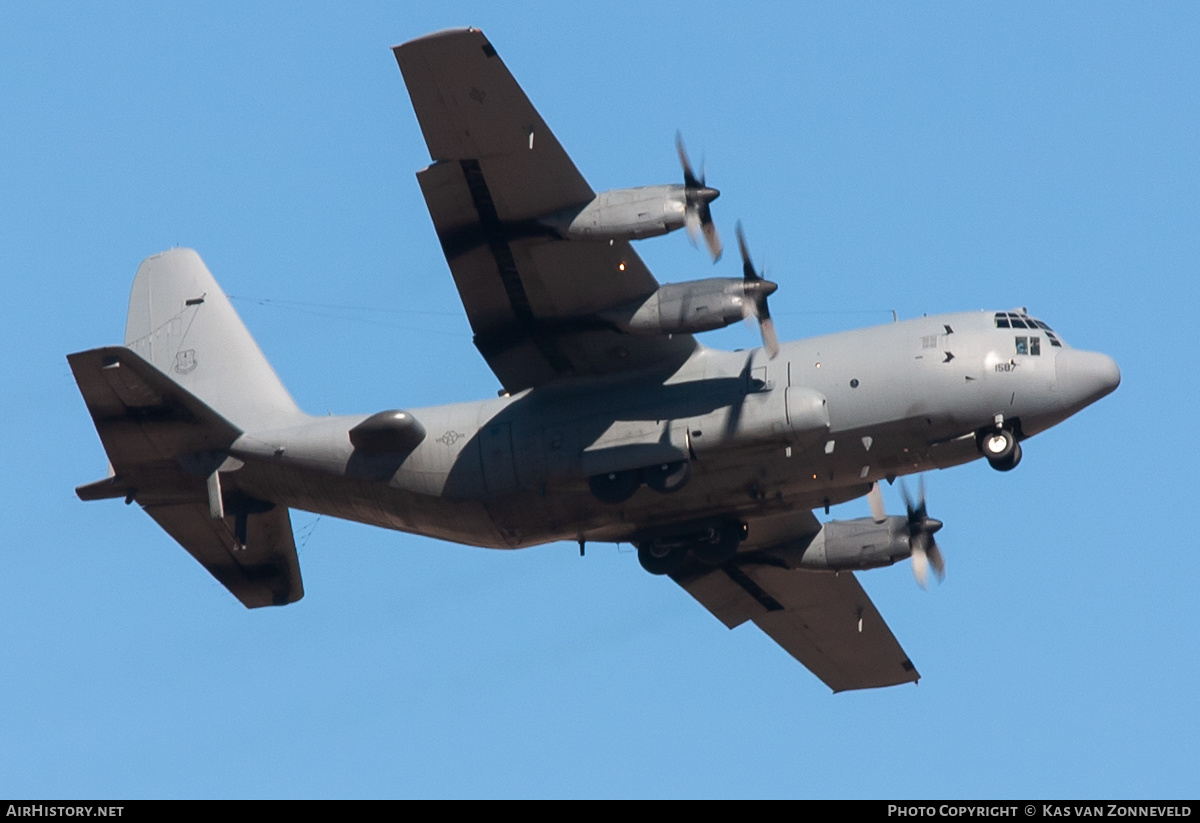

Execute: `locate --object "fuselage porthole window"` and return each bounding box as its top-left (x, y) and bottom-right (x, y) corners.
top-left (1015, 336), bottom-right (1028, 355)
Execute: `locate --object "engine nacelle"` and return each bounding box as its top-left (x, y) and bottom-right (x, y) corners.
top-left (600, 277), bottom-right (758, 335)
top-left (538, 185), bottom-right (687, 241)
top-left (764, 517), bottom-right (913, 572)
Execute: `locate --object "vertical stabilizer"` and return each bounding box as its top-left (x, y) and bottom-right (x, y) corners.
top-left (124, 248), bottom-right (303, 431)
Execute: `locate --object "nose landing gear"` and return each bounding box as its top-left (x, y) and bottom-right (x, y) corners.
top-left (977, 424), bottom-right (1022, 472)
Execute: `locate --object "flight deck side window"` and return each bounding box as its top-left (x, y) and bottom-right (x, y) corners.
top-left (1014, 336), bottom-right (1042, 356)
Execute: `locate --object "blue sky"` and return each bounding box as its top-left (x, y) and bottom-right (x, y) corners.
top-left (2, 2), bottom-right (1197, 798)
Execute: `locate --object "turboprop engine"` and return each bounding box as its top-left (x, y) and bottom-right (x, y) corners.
top-left (536, 134), bottom-right (723, 260)
top-left (599, 277), bottom-right (774, 335)
top-left (537, 185), bottom-right (695, 240)
top-left (763, 481), bottom-right (947, 587)
top-left (597, 223), bottom-right (781, 357)
top-left (787, 517), bottom-right (918, 572)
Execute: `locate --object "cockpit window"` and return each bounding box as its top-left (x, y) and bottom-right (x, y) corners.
top-left (1014, 336), bottom-right (1042, 355)
top-left (995, 311), bottom-right (1062, 346)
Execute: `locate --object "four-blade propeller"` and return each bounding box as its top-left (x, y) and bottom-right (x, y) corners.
top-left (676, 132), bottom-right (723, 262)
top-left (735, 221), bottom-right (780, 358)
top-left (871, 479), bottom-right (947, 589)
top-left (674, 135), bottom-right (782, 359)
top-left (900, 477), bottom-right (946, 589)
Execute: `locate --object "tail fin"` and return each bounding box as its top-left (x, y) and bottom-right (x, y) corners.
top-left (124, 248), bottom-right (303, 432)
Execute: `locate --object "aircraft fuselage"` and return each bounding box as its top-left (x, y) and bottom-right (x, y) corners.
top-left (225, 309), bottom-right (1118, 551)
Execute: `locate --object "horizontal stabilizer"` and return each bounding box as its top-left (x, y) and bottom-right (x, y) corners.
top-left (68, 346), bottom-right (241, 469)
top-left (69, 345), bottom-right (304, 608)
top-left (144, 502), bottom-right (302, 608)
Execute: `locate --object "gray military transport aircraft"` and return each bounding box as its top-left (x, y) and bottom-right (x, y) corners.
top-left (70, 28), bottom-right (1120, 692)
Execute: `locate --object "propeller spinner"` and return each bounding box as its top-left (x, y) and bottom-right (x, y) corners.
top-left (734, 221), bottom-right (780, 358)
top-left (676, 132), bottom-right (722, 261)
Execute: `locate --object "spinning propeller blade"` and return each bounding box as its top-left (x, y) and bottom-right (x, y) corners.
top-left (676, 132), bottom-right (722, 261)
top-left (735, 221), bottom-right (780, 358)
top-left (899, 477), bottom-right (946, 589)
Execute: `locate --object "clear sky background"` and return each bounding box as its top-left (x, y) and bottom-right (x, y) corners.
top-left (2, 2), bottom-right (1196, 799)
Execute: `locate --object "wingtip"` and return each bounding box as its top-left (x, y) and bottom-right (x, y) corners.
top-left (393, 27), bottom-right (487, 53)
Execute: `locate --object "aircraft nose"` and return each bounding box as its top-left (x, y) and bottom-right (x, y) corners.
top-left (1055, 349), bottom-right (1121, 410)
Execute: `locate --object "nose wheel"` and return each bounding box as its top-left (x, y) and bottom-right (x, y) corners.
top-left (977, 427), bottom-right (1022, 472)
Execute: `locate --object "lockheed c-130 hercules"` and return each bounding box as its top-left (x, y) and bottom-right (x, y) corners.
top-left (69, 28), bottom-right (1120, 692)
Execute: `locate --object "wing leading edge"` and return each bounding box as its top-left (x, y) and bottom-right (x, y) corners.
top-left (673, 510), bottom-right (920, 692)
top-left (394, 29), bottom-right (696, 392)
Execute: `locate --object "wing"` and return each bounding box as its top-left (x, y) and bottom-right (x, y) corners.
top-left (673, 510), bottom-right (919, 692)
top-left (393, 29), bottom-right (696, 392)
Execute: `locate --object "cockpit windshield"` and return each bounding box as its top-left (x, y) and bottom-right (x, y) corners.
top-left (994, 310), bottom-right (1063, 348)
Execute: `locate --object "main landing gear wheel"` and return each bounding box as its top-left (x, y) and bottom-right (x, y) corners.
top-left (642, 460), bottom-right (691, 493)
top-left (588, 470), bottom-right (641, 503)
top-left (637, 543), bottom-right (689, 576)
top-left (691, 524), bottom-right (741, 566)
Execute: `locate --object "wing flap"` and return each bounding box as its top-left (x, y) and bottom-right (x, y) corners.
top-left (747, 568), bottom-right (918, 692)
top-left (679, 563), bottom-right (918, 692)
top-left (674, 509), bottom-right (919, 692)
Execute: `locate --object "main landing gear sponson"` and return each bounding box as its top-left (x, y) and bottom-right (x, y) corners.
top-left (587, 470), bottom-right (642, 503)
top-left (977, 426), bottom-right (1022, 472)
top-left (635, 520), bottom-right (744, 576)
top-left (587, 460), bottom-right (692, 503)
